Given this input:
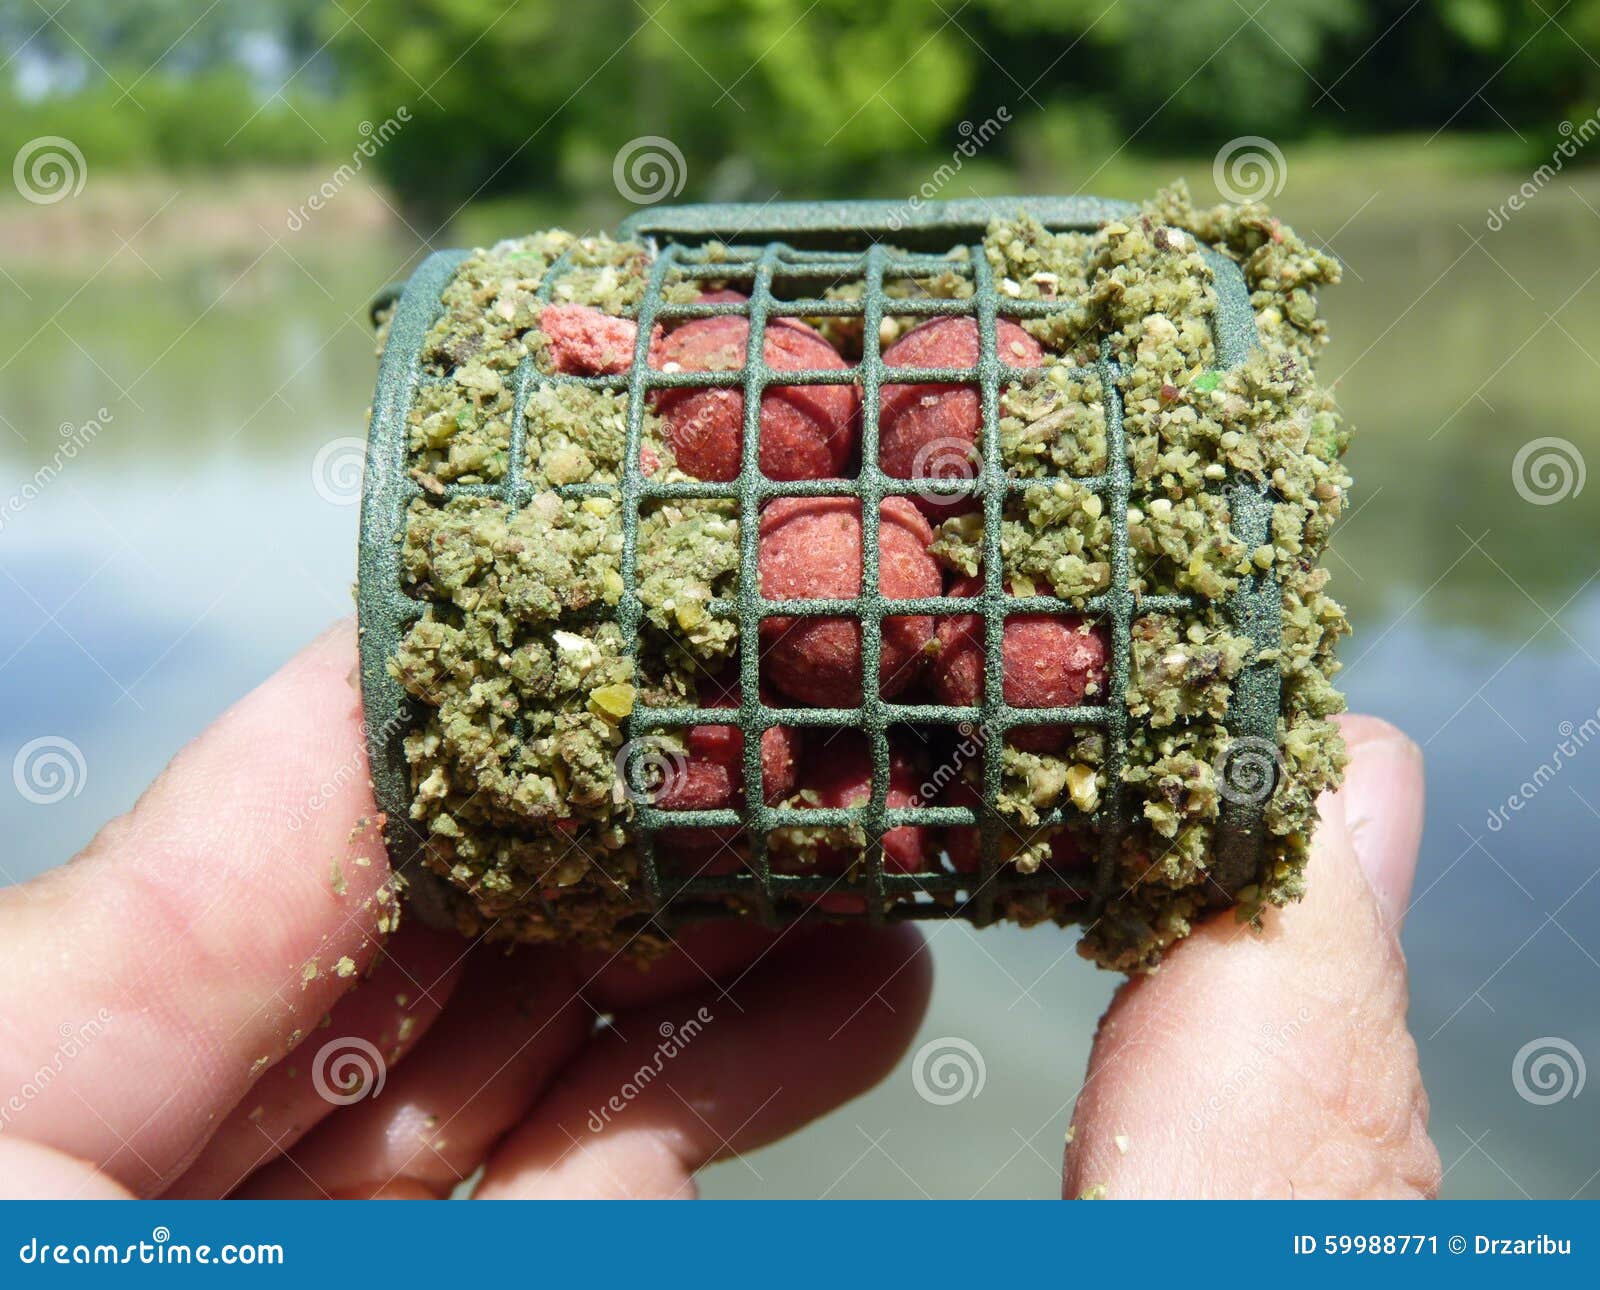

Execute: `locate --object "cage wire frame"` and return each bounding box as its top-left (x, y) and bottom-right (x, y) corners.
top-left (357, 197), bottom-right (1277, 936)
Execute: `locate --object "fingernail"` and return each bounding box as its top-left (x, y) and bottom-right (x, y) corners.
top-left (1341, 732), bottom-right (1425, 932)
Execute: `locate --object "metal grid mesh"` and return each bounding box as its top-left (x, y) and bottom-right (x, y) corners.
top-left (357, 198), bottom-right (1277, 934)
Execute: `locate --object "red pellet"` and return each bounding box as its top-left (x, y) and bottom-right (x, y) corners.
top-left (812, 731), bottom-right (929, 872)
top-left (653, 667), bottom-right (802, 872)
top-left (941, 774), bottom-right (1090, 900)
top-left (652, 757), bottom-right (742, 874)
top-left (539, 304), bottom-right (649, 376)
top-left (930, 574), bottom-right (1108, 751)
top-left (758, 496), bottom-right (941, 706)
top-left (652, 307), bottom-right (857, 481)
top-left (779, 732), bottom-right (931, 913)
top-left (879, 317), bottom-right (1043, 516)
top-left (686, 665), bottom-right (802, 804)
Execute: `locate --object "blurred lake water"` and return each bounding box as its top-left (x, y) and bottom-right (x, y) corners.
top-left (1, 164), bottom-right (1596, 1198)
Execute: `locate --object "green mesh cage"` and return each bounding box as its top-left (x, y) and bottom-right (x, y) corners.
top-left (357, 197), bottom-right (1276, 932)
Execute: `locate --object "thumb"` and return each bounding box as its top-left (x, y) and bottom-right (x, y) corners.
top-left (1062, 715), bottom-right (1441, 1199)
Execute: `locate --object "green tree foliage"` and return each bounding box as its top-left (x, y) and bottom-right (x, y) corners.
top-left (0, 0), bottom-right (350, 172)
top-left (325, 0), bottom-right (1599, 217)
top-left (317, 0), bottom-right (987, 218)
top-left (0, 71), bottom-right (361, 173)
top-left (3, 0), bottom-right (1597, 213)
top-left (1433, 0), bottom-right (1600, 119)
top-left (0, 0), bottom-right (331, 83)
top-left (1105, 0), bottom-right (1367, 137)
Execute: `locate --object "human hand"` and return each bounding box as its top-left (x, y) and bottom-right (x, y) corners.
top-left (1062, 715), bottom-right (1442, 1198)
top-left (0, 623), bottom-right (1439, 1199)
top-left (0, 621), bottom-right (931, 1199)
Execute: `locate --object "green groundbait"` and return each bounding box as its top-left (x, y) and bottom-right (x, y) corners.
top-left (357, 196), bottom-right (1345, 971)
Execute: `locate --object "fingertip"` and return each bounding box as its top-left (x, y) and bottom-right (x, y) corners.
top-left (0, 1139), bottom-right (135, 1200)
top-left (574, 921), bottom-right (780, 1012)
top-left (475, 922), bottom-right (932, 1198)
top-left (1336, 712), bottom-right (1416, 752)
top-left (773, 921), bottom-right (934, 1066)
top-left (857, 922), bottom-right (934, 1041)
top-left (297, 615), bottom-right (359, 670)
top-left (1063, 714), bottom-right (1437, 1199)
top-left (1333, 714), bottom-right (1425, 933)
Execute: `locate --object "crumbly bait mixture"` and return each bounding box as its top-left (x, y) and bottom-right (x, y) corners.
top-left (376, 186), bottom-right (1349, 971)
